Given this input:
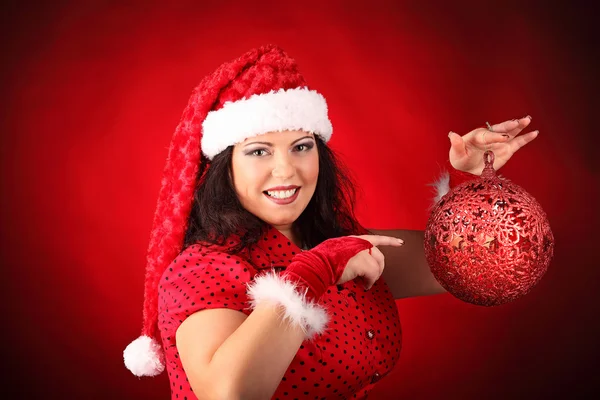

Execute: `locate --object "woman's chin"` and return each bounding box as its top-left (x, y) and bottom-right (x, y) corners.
top-left (251, 194), bottom-right (313, 227)
top-left (263, 214), bottom-right (298, 227)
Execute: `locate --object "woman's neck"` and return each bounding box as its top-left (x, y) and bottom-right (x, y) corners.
top-left (273, 224), bottom-right (303, 249)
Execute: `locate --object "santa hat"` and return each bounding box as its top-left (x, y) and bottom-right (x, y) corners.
top-left (123, 44), bottom-right (333, 377)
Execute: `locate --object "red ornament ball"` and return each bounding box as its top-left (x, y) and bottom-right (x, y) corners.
top-left (424, 151), bottom-right (555, 306)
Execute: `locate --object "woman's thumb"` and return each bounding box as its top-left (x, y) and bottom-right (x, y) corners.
top-left (448, 131), bottom-right (466, 158)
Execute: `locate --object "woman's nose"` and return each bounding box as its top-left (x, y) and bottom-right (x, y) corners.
top-left (272, 154), bottom-right (295, 180)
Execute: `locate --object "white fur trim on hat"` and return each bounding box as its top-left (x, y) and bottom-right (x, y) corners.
top-left (201, 87), bottom-right (333, 159)
top-left (123, 335), bottom-right (165, 377)
top-left (246, 271), bottom-right (329, 338)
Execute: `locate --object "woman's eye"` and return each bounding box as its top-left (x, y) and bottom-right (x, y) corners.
top-left (295, 143), bottom-right (314, 152)
top-left (250, 149), bottom-right (267, 156)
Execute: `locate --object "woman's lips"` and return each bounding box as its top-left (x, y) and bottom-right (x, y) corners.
top-left (263, 187), bottom-right (301, 205)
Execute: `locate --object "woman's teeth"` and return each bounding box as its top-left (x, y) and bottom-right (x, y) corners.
top-left (266, 188), bottom-right (298, 199)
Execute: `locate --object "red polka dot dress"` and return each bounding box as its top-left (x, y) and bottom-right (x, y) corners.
top-left (158, 226), bottom-right (402, 399)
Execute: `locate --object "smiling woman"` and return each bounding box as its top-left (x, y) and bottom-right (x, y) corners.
top-left (123, 44), bottom-right (407, 400)
top-left (123, 44), bottom-right (537, 400)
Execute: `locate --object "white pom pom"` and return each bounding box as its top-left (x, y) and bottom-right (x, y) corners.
top-left (123, 335), bottom-right (165, 377)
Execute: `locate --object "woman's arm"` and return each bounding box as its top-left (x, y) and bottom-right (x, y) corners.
top-left (370, 117), bottom-right (538, 300)
top-left (177, 302), bottom-right (305, 400)
top-left (368, 228), bottom-right (447, 299)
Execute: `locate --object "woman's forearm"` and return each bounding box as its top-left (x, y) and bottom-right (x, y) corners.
top-left (369, 229), bottom-right (447, 299)
top-left (207, 302), bottom-right (306, 400)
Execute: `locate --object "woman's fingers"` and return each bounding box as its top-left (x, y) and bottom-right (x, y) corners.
top-left (474, 129), bottom-right (511, 147)
top-left (448, 131), bottom-right (467, 159)
top-left (352, 235), bottom-right (404, 247)
top-left (508, 130), bottom-right (539, 152)
top-left (369, 246), bottom-right (385, 275)
top-left (489, 119), bottom-right (520, 133)
top-left (362, 253), bottom-right (382, 290)
top-left (490, 115), bottom-right (532, 137)
top-left (361, 247), bottom-right (385, 290)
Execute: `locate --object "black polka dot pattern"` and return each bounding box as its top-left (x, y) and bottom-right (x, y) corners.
top-left (158, 225), bottom-right (402, 399)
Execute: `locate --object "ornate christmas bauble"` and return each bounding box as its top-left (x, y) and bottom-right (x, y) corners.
top-left (424, 151), bottom-right (554, 306)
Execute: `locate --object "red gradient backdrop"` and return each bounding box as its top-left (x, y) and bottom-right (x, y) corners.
top-left (1, 1), bottom-right (597, 399)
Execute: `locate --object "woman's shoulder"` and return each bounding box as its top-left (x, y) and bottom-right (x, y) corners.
top-left (161, 240), bottom-right (255, 283)
top-left (157, 241), bottom-right (258, 321)
top-left (179, 241), bottom-right (243, 259)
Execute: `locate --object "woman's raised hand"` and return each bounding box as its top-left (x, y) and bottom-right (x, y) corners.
top-left (448, 115), bottom-right (539, 175)
top-left (337, 235), bottom-right (404, 290)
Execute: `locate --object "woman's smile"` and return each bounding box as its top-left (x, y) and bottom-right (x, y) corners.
top-left (263, 186), bottom-right (301, 204)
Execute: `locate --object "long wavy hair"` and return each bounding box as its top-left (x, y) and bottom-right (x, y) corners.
top-left (184, 136), bottom-right (367, 254)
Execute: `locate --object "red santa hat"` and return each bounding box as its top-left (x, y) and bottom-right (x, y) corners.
top-left (123, 44), bottom-right (333, 377)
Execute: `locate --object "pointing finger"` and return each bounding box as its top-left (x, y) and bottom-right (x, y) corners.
top-left (352, 235), bottom-right (404, 247)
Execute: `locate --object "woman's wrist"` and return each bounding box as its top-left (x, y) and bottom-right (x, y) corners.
top-left (246, 271), bottom-right (329, 338)
top-left (283, 237), bottom-right (372, 301)
top-left (282, 249), bottom-right (337, 302)
top-left (446, 159), bottom-right (479, 189)
top-left (281, 267), bottom-right (326, 303)
top-left (246, 237), bottom-right (372, 337)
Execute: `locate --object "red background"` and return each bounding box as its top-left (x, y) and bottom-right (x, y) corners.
top-left (1, 1), bottom-right (597, 399)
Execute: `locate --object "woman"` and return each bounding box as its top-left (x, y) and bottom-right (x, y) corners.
top-left (124, 45), bottom-right (538, 400)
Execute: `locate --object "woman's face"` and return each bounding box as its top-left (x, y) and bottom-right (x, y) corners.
top-left (231, 130), bottom-right (319, 231)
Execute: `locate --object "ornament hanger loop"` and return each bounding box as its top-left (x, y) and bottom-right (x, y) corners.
top-left (482, 149), bottom-right (496, 178)
top-left (484, 121), bottom-right (494, 151)
top-left (483, 150), bottom-right (495, 166)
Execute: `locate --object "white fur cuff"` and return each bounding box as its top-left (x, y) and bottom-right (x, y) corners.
top-left (246, 271), bottom-right (329, 338)
top-left (201, 87), bottom-right (333, 159)
top-left (429, 170), bottom-right (451, 204)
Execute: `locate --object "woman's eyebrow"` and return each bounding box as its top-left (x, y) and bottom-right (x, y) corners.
top-left (243, 135), bottom-right (314, 147)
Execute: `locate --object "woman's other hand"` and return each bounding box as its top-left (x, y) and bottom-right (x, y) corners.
top-left (337, 235), bottom-right (404, 290)
top-left (448, 115), bottom-right (539, 175)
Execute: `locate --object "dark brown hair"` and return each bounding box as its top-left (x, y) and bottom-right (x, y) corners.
top-left (184, 136), bottom-right (366, 253)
